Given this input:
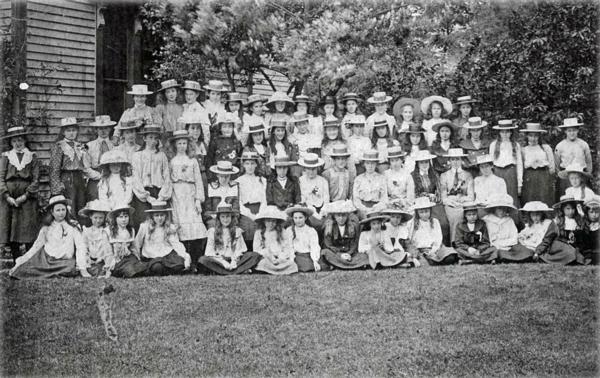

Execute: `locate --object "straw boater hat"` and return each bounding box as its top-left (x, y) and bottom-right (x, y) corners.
top-left (285, 203), bottom-right (314, 218)
top-left (372, 116), bottom-right (389, 130)
top-left (255, 205), bottom-right (287, 222)
top-left (59, 117), bottom-right (80, 128)
top-left (367, 91), bottom-right (392, 104)
top-left (244, 122), bottom-right (266, 135)
top-left (329, 144), bottom-right (351, 158)
top-left (156, 79), bottom-right (180, 92)
top-left (239, 150), bottom-right (260, 161)
top-left (557, 163), bottom-right (592, 180)
top-left (360, 210), bottom-right (390, 224)
top-left (89, 115), bottom-right (117, 127)
top-left (0, 126), bottom-right (28, 140)
top-left (584, 195), bottom-right (600, 209)
top-left (269, 118), bottom-right (288, 130)
top-left (114, 120), bottom-right (141, 131)
top-left (182, 80), bottom-right (203, 92)
top-left (519, 122), bottom-right (547, 134)
top-left (298, 153), bottom-right (324, 168)
top-left (226, 92), bottom-right (246, 105)
top-left (387, 146), bottom-right (406, 159)
top-left (553, 195), bottom-right (584, 209)
top-left (492, 119), bottom-right (518, 130)
top-left (475, 154), bottom-right (494, 166)
top-left (99, 149), bottom-right (130, 167)
top-left (145, 200), bottom-right (172, 213)
top-left (138, 124), bottom-right (162, 135)
top-left (341, 92), bottom-right (361, 104)
top-left (109, 203), bottom-right (135, 219)
top-left (322, 200), bottom-right (356, 216)
top-left (383, 201), bottom-right (413, 223)
top-left (169, 129), bottom-right (190, 141)
top-left (323, 118), bottom-right (341, 130)
top-left (293, 94), bottom-right (312, 104)
top-left (412, 149), bottom-right (437, 162)
top-left (413, 196), bottom-right (437, 210)
top-left (404, 122), bottom-right (426, 134)
top-left (360, 150), bottom-right (380, 162)
top-left (420, 95), bottom-right (452, 114)
top-left (462, 201), bottom-right (482, 212)
top-left (78, 199), bottom-right (112, 218)
top-left (290, 111), bottom-right (309, 125)
top-left (347, 114), bottom-right (367, 126)
top-left (218, 112), bottom-right (241, 125)
top-left (209, 160), bottom-right (240, 175)
top-left (445, 148), bottom-right (467, 158)
top-left (273, 155), bottom-right (297, 167)
top-left (432, 120), bottom-right (455, 133)
top-left (557, 117), bottom-right (584, 128)
top-left (463, 117), bottom-right (488, 129)
top-left (485, 194), bottom-right (517, 211)
top-left (265, 91), bottom-right (294, 107)
top-left (393, 97), bottom-right (421, 118)
top-left (454, 95), bottom-right (479, 106)
top-left (203, 80), bottom-right (228, 92)
top-left (519, 201), bottom-right (554, 215)
top-left (46, 195), bottom-right (71, 210)
top-left (246, 94), bottom-right (266, 106)
top-left (320, 95), bottom-right (337, 106)
top-left (127, 84), bottom-right (153, 96)
top-left (215, 203), bottom-right (238, 215)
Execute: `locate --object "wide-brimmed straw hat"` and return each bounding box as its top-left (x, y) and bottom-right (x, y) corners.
top-left (238, 151), bottom-right (260, 161)
top-left (557, 163), bottom-right (592, 180)
top-left (59, 117), bottom-right (80, 128)
top-left (291, 111), bottom-right (309, 124)
top-left (432, 120), bottom-right (455, 133)
top-left (46, 195), bottom-right (71, 210)
top-left (413, 196), bottom-right (437, 210)
top-left (209, 161), bottom-right (240, 175)
top-left (584, 196), bottom-right (600, 209)
top-left (255, 205), bottom-right (287, 222)
top-left (372, 117), bottom-right (389, 129)
top-left (244, 122), bottom-right (266, 134)
top-left (485, 194), bottom-right (517, 211)
top-left (462, 201), bottom-right (483, 212)
top-left (138, 125), bottom-right (162, 135)
top-left (145, 201), bottom-right (172, 213)
top-left (387, 146), bottom-right (406, 159)
top-left (445, 148), bottom-right (467, 158)
top-left (169, 130), bottom-right (191, 141)
top-left (329, 144), bottom-right (351, 157)
top-left (322, 200), bottom-right (356, 215)
top-left (453, 95), bottom-right (479, 106)
top-left (127, 84), bottom-right (153, 96)
top-left (413, 149), bottom-right (437, 162)
top-left (99, 149), bottom-right (130, 166)
top-left (78, 199), bottom-right (112, 218)
top-left (214, 203), bottom-right (238, 215)
top-left (360, 150), bottom-right (380, 162)
top-left (203, 80), bottom-right (228, 92)
top-left (109, 203), bottom-right (135, 219)
top-left (1, 126), bottom-right (28, 140)
top-left (293, 94), bottom-right (312, 104)
top-left (360, 210), bottom-right (390, 224)
top-left (393, 97), bottom-right (421, 118)
top-left (285, 203), bottom-right (314, 217)
top-left (519, 201), bottom-right (554, 214)
top-left (269, 118), bottom-right (288, 129)
top-left (323, 115), bottom-right (341, 128)
top-left (182, 80), bottom-right (203, 92)
top-left (382, 201), bottom-right (413, 222)
top-left (341, 92), bottom-right (361, 104)
top-left (492, 119), bottom-right (518, 130)
top-left (463, 117), bottom-right (488, 129)
top-left (114, 120), bottom-right (142, 131)
top-left (265, 91), bottom-right (294, 107)
top-left (246, 94), bottom-right (266, 106)
top-left (553, 195), bottom-right (584, 209)
top-left (421, 95), bottom-right (452, 114)
top-left (89, 115), bottom-right (117, 127)
top-left (273, 155), bottom-right (297, 167)
top-left (157, 79), bottom-right (180, 92)
top-left (557, 117), bottom-right (584, 128)
top-left (298, 153), bottom-right (324, 168)
top-left (475, 154), bottom-right (494, 166)
top-left (367, 91), bottom-right (392, 104)
top-left (519, 123), bottom-right (547, 133)
top-left (226, 92), bottom-right (246, 105)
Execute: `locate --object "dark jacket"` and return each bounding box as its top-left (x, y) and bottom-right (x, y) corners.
top-left (266, 175), bottom-right (300, 210)
top-left (206, 136), bottom-right (243, 169)
top-left (323, 220), bottom-right (359, 256)
top-left (453, 219), bottom-right (491, 251)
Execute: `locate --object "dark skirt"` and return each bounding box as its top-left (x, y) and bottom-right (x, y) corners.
top-left (112, 254), bottom-right (148, 278)
top-left (139, 250), bottom-right (186, 276)
top-left (238, 214), bottom-right (257, 242)
top-left (493, 165), bottom-right (520, 208)
top-left (294, 252), bottom-right (329, 272)
top-left (131, 186), bottom-right (161, 230)
top-left (432, 204), bottom-right (451, 247)
top-left (522, 167), bottom-right (555, 207)
top-left (0, 179), bottom-right (39, 244)
top-left (60, 170), bottom-right (87, 221)
top-left (422, 246), bottom-right (458, 265)
top-left (543, 240), bottom-right (585, 265)
top-left (199, 252), bottom-right (261, 275)
top-left (86, 178), bottom-right (100, 202)
top-left (87, 260), bottom-right (107, 277)
top-left (497, 244), bottom-right (534, 262)
top-left (456, 245), bottom-right (497, 263)
top-left (322, 249), bottom-right (369, 270)
top-left (10, 248), bottom-right (78, 279)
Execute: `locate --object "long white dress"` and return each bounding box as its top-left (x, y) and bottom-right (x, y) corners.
top-left (170, 154), bottom-right (207, 241)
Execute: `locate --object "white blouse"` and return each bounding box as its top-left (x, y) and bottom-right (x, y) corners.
top-left (518, 219), bottom-right (552, 250)
top-left (98, 174), bottom-right (133, 208)
top-left (299, 175), bottom-right (330, 208)
top-left (235, 175), bottom-right (267, 218)
top-left (291, 225), bottom-right (321, 263)
top-left (205, 227), bottom-right (247, 261)
top-left (483, 214), bottom-right (518, 249)
top-left (358, 229), bottom-right (394, 253)
top-left (135, 222), bottom-right (188, 260)
top-left (410, 219), bottom-right (443, 250)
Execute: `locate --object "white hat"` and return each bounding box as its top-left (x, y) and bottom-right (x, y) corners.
top-left (421, 95), bottom-right (452, 114)
top-left (298, 153), bottom-right (325, 168)
top-left (412, 196), bottom-right (437, 210)
top-left (367, 91), bottom-right (392, 104)
top-left (255, 205), bottom-right (287, 222)
top-left (557, 117), bottom-right (584, 128)
top-left (126, 84), bottom-right (153, 96)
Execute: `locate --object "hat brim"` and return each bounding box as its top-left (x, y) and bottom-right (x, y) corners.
top-left (462, 122), bottom-right (488, 129)
top-left (485, 203), bottom-right (517, 211)
top-left (330, 153), bottom-right (351, 158)
top-left (476, 159), bottom-right (494, 166)
top-left (413, 204), bottom-right (436, 210)
top-left (388, 153), bottom-right (408, 159)
top-left (432, 122), bottom-right (456, 133)
top-left (126, 91), bottom-right (153, 95)
top-left (342, 96), bottom-right (361, 104)
top-left (203, 86), bottom-right (229, 92)
top-left (246, 128), bottom-right (266, 134)
top-left (392, 98), bottom-right (421, 117)
top-left (209, 166), bottom-right (240, 175)
top-left (360, 215), bottom-right (390, 224)
top-left (558, 169), bottom-right (591, 180)
top-left (114, 124), bottom-right (141, 131)
top-left (109, 206), bottom-right (135, 218)
top-left (46, 199), bottom-right (71, 210)
top-left (58, 123), bottom-right (81, 128)
top-left (89, 122), bottom-right (117, 127)
top-left (558, 124), bottom-right (584, 128)
top-left (0, 132), bottom-right (28, 140)
top-left (157, 84), bottom-right (180, 92)
top-left (453, 99), bottom-right (479, 106)
top-left (421, 96), bottom-right (452, 114)
top-left (492, 125), bottom-right (518, 130)
top-left (413, 155), bottom-right (437, 162)
top-left (182, 86), bottom-right (203, 92)
top-left (383, 211), bottom-right (413, 222)
top-left (169, 134), bottom-right (191, 142)
top-left (298, 160), bottom-right (325, 168)
top-left (145, 208), bottom-right (173, 213)
top-left (285, 207), bottom-right (314, 217)
top-left (553, 199), bottom-right (584, 209)
top-left (255, 215), bottom-right (287, 222)
top-left (367, 96), bottom-right (393, 104)
top-left (360, 158), bottom-right (380, 162)
top-left (139, 129), bottom-right (162, 135)
top-left (518, 207), bottom-right (554, 214)
top-left (78, 207), bottom-right (111, 218)
top-left (519, 129), bottom-right (547, 133)
top-left (99, 160), bottom-right (130, 166)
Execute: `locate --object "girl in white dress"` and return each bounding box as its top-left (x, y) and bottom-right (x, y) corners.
top-left (97, 149), bottom-right (133, 208)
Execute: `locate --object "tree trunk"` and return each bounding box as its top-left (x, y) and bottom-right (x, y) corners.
top-left (225, 61), bottom-right (236, 92)
top-left (259, 67), bottom-right (277, 91)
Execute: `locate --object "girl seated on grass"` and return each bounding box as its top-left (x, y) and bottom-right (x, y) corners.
top-left (10, 195), bottom-right (86, 279)
top-left (253, 206), bottom-right (298, 275)
top-left (358, 209), bottom-right (407, 269)
top-left (482, 194), bottom-right (523, 262)
top-left (583, 196), bottom-right (600, 265)
top-left (513, 201), bottom-right (557, 264)
top-left (321, 200), bottom-right (368, 270)
top-left (107, 204), bottom-right (146, 278)
top-left (134, 201), bottom-right (190, 276)
top-left (78, 200), bottom-right (112, 277)
top-left (546, 196), bottom-right (586, 265)
top-left (287, 203), bottom-right (326, 272)
top-left (382, 202), bottom-right (420, 267)
top-left (199, 204), bottom-right (261, 275)
top-left (452, 202), bottom-right (497, 264)
top-left (410, 196), bottom-right (458, 265)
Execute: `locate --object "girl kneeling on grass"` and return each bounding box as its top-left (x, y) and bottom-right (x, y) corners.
top-left (482, 194), bottom-right (523, 262)
top-left (253, 206), bottom-right (298, 275)
top-left (545, 196), bottom-right (586, 265)
top-left (10, 195), bottom-right (86, 279)
top-left (410, 196), bottom-right (458, 265)
top-left (452, 202), bottom-right (497, 264)
top-left (199, 204), bottom-right (262, 275)
top-left (321, 200), bottom-right (369, 270)
top-left (514, 201), bottom-right (558, 264)
top-left (359, 209), bottom-right (407, 269)
top-left (287, 203), bottom-right (326, 272)
top-left (134, 201), bottom-right (191, 276)
top-left (78, 200), bottom-right (113, 277)
top-left (107, 204), bottom-right (146, 278)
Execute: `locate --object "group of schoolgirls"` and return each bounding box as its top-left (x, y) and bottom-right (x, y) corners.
top-left (2, 82), bottom-right (599, 279)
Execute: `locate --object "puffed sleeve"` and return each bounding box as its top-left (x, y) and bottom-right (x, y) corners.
top-left (543, 144), bottom-right (556, 175)
top-left (353, 176), bottom-right (366, 212)
top-left (49, 143), bottom-right (65, 195)
top-left (358, 231), bottom-right (370, 254)
top-left (82, 147), bottom-right (102, 180)
top-left (11, 226), bottom-right (49, 272)
top-left (73, 227), bottom-right (89, 271)
top-left (26, 154), bottom-right (40, 197)
top-left (308, 227), bottom-right (320, 263)
top-left (131, 153), bottom-right (148, 201)
top-left (158, 152), bottom-right (172, 200)
top-left (431, 219), bottom-right (443, 252)
top-left (583, 140), bottom-right (593, 173)
top-left (536, 221), bottom-right (558, 255)
top-left (204, 228), bottom-right (217, 257)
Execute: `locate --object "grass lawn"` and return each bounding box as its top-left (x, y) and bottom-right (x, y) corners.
top-left (1, 264), bottom-right (598, 377)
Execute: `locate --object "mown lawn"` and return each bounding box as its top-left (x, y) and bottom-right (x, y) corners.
top-left (0, 265), bottom-right (598, 377)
